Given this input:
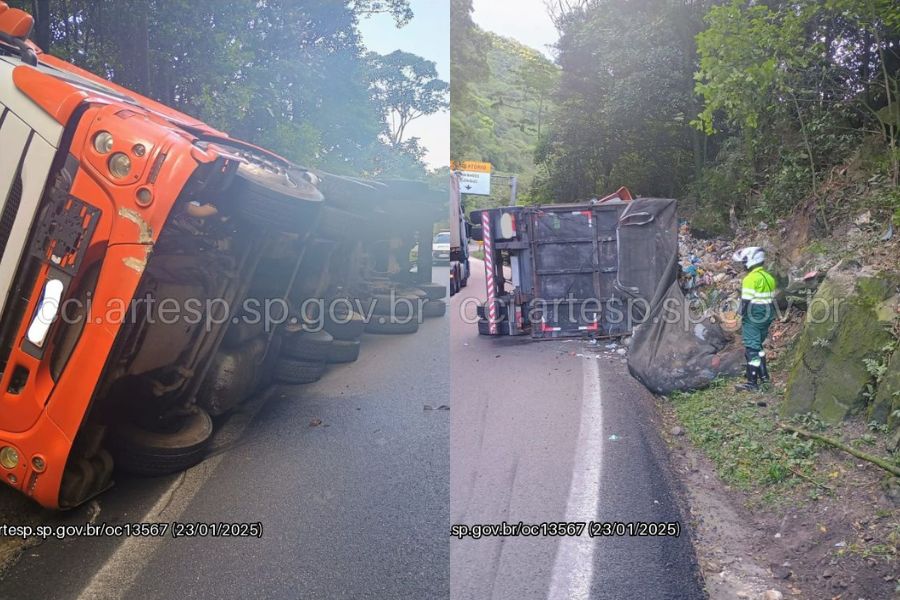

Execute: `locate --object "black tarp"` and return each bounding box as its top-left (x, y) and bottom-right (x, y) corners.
top-left (620, 198), bottom-right (744, 394)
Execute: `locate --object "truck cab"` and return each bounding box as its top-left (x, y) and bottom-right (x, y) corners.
top-left (0, 3), bottom-right (323, 508)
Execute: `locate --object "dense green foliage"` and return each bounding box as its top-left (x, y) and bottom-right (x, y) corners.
top-left (9, 0), bottom-right (443, 179)
top-left (690, 0), bottom-right (900, 231)
top-left (454, 0), bottom-right (900, 232)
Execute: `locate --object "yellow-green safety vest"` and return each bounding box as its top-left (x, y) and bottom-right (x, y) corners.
top-left (741, 266), bottom-right (776, 305)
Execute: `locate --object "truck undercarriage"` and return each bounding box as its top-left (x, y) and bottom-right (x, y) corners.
top-left (0, 2), bottom-right (447, 509)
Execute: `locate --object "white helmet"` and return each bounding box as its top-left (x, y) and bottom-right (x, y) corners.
top-left (732, 246), bottom-right (765, 269)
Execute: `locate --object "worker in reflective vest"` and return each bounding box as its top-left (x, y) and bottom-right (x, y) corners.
top-left (733, 247), bottom-right (777, 391)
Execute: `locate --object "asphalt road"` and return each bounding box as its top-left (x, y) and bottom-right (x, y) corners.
top-left (1, 267), bottom-right (450, 600)
top-left (451, 258), bottom-right (704, 600)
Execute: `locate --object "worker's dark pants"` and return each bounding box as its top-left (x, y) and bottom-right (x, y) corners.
top-left (742, 304), bottom-right (774, 366)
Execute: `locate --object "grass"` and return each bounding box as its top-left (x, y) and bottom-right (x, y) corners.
top-left (670, 379), bottom-right (826, 505)
top-left (470, 248), bottom-right (484, 260)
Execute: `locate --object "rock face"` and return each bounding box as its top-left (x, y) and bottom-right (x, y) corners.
top-left (873, 345), bottom-right (900, 427)
top-left (781, 263), bottom-right (898, 423)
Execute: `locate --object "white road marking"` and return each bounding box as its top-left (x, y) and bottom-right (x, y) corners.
top-left (546, 357), bottom-right (604, 600)
top-left (75, 389), bottom-right (274, 600)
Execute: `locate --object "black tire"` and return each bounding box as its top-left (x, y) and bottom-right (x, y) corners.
top-left (371, 281), bottom-right (427, 299)
top-left (422, 299), bottom-right (447, 318)
top-left (370, 292), bottom-right (421, 318)
top-left (282, 330), bottom-right (333, 361)
top-left (324, 309), bottom-right (365, 341)
top-left (275, 357), bottom-right (327, 384)
top-left (477, 318), bottom-right (512, 336)
top-left (109, 409), bottom-right (214, 476)
top-left (230, 162), bottom-right (323, 233)
top-left (327, 339), bottom-right (361, 363)
top-left (394, 285), bottom-right (428, 299)
top-left (416, 282), bottom-right (447, 300)
top-left (364, 315), bottom-right (419, 334)
top-left (476, 303), bottom-right (509, 320)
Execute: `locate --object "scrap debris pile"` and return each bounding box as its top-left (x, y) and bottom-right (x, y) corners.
top-left (677, 221), bottom-right (830, 315)
top-left (677, 222), bottom-right (740, 312)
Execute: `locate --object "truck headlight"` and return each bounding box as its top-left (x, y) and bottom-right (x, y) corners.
top-left (0, 447), bottom-right (19, 469)
top-left (108, 152), bottom-right (132, 178)
top-left (93, 131), bottom-right (114, 154)
top-left (26, 278), bottom-right (64, 348)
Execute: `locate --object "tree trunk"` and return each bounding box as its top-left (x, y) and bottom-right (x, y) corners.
top-left (32, 0), bottom-right (51, 50)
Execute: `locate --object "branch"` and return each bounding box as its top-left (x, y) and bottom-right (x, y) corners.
top-left (778, 423), bottom-right (900, 477)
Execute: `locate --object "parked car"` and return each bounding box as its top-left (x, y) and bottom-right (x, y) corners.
top-left (432, 231), bottom-right (451, 263)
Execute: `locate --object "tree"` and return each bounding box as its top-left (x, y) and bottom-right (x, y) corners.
top-left (694, 0), bottom-right (899, 221)
top-left (537, 0), bottom-right (710, 202)
top-left (369, 50), bottom-right (449, 147)
top-left (6, 0), bottom-right (444, 180)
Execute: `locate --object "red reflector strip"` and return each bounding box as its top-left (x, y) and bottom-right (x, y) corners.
top-left (541, 321), bottom-right (561, 333)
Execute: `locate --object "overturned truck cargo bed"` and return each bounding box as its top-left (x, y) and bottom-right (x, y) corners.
top-left (471, 193), bottom-right (743, 393)
top-left (470, 190), bottom-right (666, 339)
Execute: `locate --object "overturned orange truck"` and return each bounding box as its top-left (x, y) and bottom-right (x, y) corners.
top-left (0, 4), bottom-right (448, 509)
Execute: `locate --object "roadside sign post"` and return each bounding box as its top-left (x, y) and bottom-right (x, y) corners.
top-left (451, 160), bottom-right (492, 196)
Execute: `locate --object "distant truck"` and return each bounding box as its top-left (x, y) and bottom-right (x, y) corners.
top-left (467, 187), bottom-right (683, 339)
top-left (449, 173), bottom-right (470, 295)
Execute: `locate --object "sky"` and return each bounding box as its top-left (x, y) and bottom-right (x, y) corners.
top-left (472, 0), bottom-right (559, 59)
top-left (359, 0), bottom-right (450, 170)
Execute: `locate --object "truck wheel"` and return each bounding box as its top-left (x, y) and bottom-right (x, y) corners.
top-left (230, 162), bottom-right (323, 233)
top-left (109, 409), bottom-right (214, 476)
top-left (324, 309), bottom-right (365, 341)
top-left (327, 340), bottom-right (361, 363)
top-left (364, 315), bottom-right (419, 334)
top-left (416, 282), bottom-right (447, 300)
top-left (275, 357), bottom-right (327, 384)
top-left (282, 330), bottom-right (333, 361)
top-left (422, 299), bottom-right (447, 318)
top-left (476, 304), bottom-right (509, 320)
top-left (477, 319), bottom-right (512, 336)
top-left (370, 293), bottom-right (421, 318)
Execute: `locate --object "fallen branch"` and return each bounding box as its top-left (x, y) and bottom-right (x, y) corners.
top-left (778, 423), bottom-right (900, 478)
top-left (771, 446), bottom-right (834, 493)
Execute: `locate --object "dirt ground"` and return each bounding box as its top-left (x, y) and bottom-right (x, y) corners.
top-left (659, 399), bottom-right (899, 600)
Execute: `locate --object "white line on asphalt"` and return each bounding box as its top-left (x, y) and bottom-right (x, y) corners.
top-left (75, 389), bottom-right (274, 600)
top-left (546, 357), bottom-right (604, 600)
